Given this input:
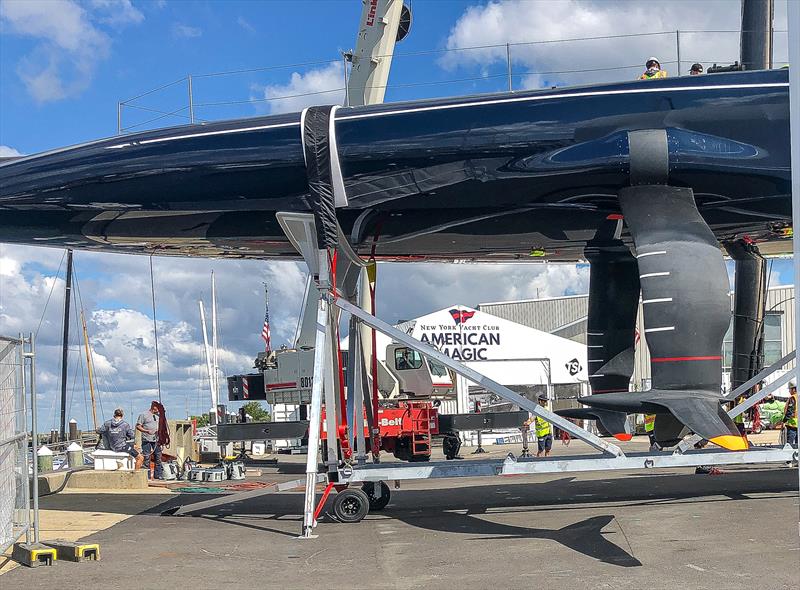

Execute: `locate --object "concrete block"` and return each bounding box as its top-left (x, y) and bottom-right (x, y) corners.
top-left (66, 469), bottom-right (148, 490)
top-left (42, 539), bottom-right (100, 562)
top-left (11, 543), bottom-right (56, 567)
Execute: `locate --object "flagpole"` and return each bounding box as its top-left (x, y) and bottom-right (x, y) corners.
top-left (262, 283), bottom-right (272, 353)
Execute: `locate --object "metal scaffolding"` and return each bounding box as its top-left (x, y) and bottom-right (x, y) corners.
top-left (168, 213), bottom-right (796, 537)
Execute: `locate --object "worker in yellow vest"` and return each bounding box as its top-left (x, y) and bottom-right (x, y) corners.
top-left (733, 395), bottom-right (747, 436)
top-left (644, 414), bottom-right (657, 450)
top-left (779, 380), bottom-right (798, 448)
top-left (535, 393), bottom-right (553, 457)
top-left (639, 57), bottom-right (668, 80)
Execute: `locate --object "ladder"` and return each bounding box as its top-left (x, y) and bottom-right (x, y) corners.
top-left (408, 402), bottom-right (432, 457)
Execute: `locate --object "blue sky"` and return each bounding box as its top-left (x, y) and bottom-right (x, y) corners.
top-left (0, 0), bottom-right (794, 428)
top-left (1, 1), bottom-right (492, 153)
top-left (2, 0), bottom-right (790, 154)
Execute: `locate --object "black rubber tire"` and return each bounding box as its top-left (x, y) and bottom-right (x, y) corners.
top-left (362, 481), bottom-right (391, 511)
top-left (442, 433), bottom-right (462, 460)
top-left (332, 488), bottom-right (370, 523)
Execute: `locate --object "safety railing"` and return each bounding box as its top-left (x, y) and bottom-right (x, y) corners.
top-left (116, 28), bottom-right (790, 134)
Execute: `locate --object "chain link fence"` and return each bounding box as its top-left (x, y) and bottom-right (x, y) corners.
top-left (0, 335), bottom-right (31, 554)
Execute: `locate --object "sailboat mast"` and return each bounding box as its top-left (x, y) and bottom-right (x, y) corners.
top-left (59, 249), bottom-right (73, 441)
top-left (211, 271), bottom-right (219, 411)
top-left (80, 309), bottom-right (98, 431)
top-left (198, 300), bottom-right (216, 412)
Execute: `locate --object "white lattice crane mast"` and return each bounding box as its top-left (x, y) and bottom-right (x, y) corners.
top-left (346, 0), bottom-right (411, 107)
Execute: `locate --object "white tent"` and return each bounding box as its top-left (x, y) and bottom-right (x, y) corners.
top-left (344, 304), bottom-right (587, 412)
top-left (399, 305), bottom-right (587, 386)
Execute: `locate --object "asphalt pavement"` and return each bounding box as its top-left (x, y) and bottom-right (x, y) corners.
top-left (4, 459), bottom-right (799, 590)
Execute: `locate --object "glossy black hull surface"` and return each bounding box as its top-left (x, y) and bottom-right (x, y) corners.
top-left (0, 69), bottom-right (791, 261)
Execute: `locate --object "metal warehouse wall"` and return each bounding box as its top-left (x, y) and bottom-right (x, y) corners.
top-left (479, 295), bottom-right (589, 344)
top-left (480, 284), bottom-right (795, 391)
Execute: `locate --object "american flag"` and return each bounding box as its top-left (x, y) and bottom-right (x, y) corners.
top-left (261, 284), bottom-right (271, 352)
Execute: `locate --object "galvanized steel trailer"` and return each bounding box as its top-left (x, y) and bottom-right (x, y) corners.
top-left (170, 212), bottom-right (797, 535)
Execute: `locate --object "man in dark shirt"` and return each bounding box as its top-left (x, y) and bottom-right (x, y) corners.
top-left (98, 408), bottom-right (144, 469)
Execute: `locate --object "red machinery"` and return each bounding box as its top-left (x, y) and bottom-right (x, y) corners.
top-left (323, 400), bottom-right (439, 462)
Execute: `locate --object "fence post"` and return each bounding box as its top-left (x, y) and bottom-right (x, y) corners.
top-left (506, 43), bottom-right (513, 91)
top-left (28, 334), bottom-right (40, 543)
top-left (188, 75), bottom-right (195, 124)
top-left (117, 102), bottom-right (122, 135)
top-left (676, 30), bottom-right (681, 77)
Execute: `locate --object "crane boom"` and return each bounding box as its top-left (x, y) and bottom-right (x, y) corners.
top-left (346, 0), bottom-right (408, 107)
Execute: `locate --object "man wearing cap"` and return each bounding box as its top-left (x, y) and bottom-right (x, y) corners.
top-left (689, 63), bottom-right (704, 75)
top-left (136, 401), bottom-right (164, 479)
top-left (98, 408), bottom-right (144, 469)
top-left (535, 394), bottom-right (553, 457)
top-left (639, 57), bottom-right (667, 80)
top-left (778, 380), bottom-right (798, 448)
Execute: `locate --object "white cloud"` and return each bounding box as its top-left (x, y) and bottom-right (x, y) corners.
top-left (89, 0), bottom-right (144, 27)
top-left (0, 244), bottom-right (309, 428)
top-left (376, 262), bottom-right (590, 325)
top-left (253, 62), bottom-right (345, 115)
top-left (0, 146), bottom-right (23, 158)
top-left (0, 0), bottom-right (143, 103)
top-left (442, 0), bottom-right (789, 89)
top-left (236, 16), bottom-right (255, 34)
top-left (172, 23), bottom-right (202, 39)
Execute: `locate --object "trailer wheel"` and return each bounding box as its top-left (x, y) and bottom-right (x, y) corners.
top-left (362, 481), bottom-right (391, 511)
top-left (332, 488), bottom-right (370, 523)
top-left (442, 432), bottom-right (462, 460)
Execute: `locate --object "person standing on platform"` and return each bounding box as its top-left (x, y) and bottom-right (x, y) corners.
top-left (535, 394), bottom-right (553, 457)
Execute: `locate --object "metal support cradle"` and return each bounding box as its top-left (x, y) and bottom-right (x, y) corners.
top-left (166, 212), bottom-right (796, 538)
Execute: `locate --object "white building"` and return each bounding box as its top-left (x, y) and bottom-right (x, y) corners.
top-left (480, 285), bottom-right (795, 397)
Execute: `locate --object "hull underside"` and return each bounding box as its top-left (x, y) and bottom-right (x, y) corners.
top-left (0, 69), bottom-right (791, 261)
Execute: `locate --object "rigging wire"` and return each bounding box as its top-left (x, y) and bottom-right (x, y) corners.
top-left (71, 267), bottom-right (104, 421)
top-left (34, 249), bottom-right (67, 339)
top-left (80, 339), bottom-right (90, 430)
top-left (68, 280), bottom-right (84, 428)
top-left (149, 253), bottom-right (163, 403)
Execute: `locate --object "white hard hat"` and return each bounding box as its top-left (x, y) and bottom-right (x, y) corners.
top-left (646, 56), bottom-right (660, 65)
top-left (789, 379), bottom-right (797, 389)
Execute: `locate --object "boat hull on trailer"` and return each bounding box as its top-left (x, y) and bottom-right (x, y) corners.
top-left (0, 69), bottom-right (791, 261)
